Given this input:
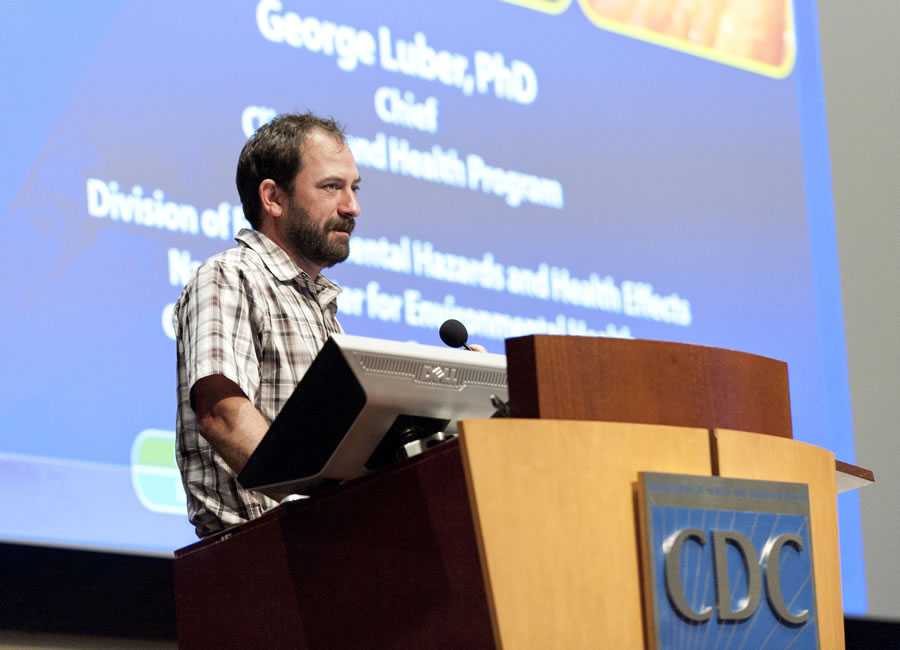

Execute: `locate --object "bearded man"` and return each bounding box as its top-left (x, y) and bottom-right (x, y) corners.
top-left (173, 113), bottom-right (361, 537)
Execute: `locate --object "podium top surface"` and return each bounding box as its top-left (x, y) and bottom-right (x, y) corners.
top-left (506, 335), bottom-right (794, 438)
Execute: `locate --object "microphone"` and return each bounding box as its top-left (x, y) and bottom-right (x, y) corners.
top-left (439, 319), bottom-right (474, 351)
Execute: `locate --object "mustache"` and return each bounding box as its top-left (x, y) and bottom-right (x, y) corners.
top-left (328, 218), bottom-right (355, 234)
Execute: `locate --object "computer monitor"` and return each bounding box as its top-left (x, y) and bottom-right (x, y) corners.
top-left (238, 334), bottom-right (508, 494)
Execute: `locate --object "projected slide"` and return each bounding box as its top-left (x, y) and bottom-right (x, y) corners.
top-left (0, 0), bottom-right (864, 614)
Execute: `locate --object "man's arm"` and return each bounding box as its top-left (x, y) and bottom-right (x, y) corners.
top-left (176, 258), bottom-right (270, 477)
top-left (191, 374), bottom-right (269, 475)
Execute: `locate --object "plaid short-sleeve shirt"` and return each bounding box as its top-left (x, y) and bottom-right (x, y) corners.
top-left (174, 228), bottom-right (342, 537)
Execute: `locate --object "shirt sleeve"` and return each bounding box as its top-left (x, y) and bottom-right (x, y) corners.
top-left (174, 261), bottom-right (263, 405)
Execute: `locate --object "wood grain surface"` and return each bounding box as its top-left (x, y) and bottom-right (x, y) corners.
top-left (458, 418), bottom-right (712, 649)
top-left (506, 336), bottom-right (793, 437)
top-left (713, 428), bottom-right (845, 649)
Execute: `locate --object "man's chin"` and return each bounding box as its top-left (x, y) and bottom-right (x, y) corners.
top-left (317, 246), bottom-right (350, 269)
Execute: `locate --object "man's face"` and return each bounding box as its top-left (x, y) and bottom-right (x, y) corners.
top-left (281, 129), bottom-right (361, 270)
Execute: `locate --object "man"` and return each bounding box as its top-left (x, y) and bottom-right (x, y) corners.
top-left (173, 113), bottom-right (361, 537)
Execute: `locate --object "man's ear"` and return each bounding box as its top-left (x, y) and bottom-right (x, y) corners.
top-left (258, 179), bottom-right (285, 220)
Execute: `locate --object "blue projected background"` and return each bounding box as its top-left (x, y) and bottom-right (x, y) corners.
top-left (0, 0), bottom-right (865, 613)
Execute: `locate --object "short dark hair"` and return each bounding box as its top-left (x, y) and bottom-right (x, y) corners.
top-left (236, 112), bottom-right (346, 228)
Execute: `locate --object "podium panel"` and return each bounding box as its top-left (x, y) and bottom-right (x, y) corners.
top-left (174, 440), bottom-right (495, 649)
top-left (713, 428), bottom-right (844, 648)
top-left (505, 336), bottom-right (793, 437)
top-left (457, 419), bottom-right (712, 649)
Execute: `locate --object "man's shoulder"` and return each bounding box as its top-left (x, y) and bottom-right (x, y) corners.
top-left (194, 243), bottom-right (270, 284)
top-left (174, 244), bottom-right (267, 308)
top-left (202, 242), bottom-right (266, 272)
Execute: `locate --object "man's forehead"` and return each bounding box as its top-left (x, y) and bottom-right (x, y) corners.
top-left (301, 128), bottom-right (349, 157)
top-left (296, 129), bottom-right (359, 179)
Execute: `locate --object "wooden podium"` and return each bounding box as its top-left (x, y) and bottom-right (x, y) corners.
top-left (174, 336), bottom-right (872, 649)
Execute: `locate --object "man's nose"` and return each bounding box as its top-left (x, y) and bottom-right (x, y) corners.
top-left (338, 188), bottom-right (360, 218)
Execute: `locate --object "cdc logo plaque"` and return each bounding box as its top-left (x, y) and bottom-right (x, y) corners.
top-left (637, 473), bottom-right (819, 649)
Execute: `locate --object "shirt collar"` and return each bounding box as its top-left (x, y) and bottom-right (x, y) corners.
top-left (235, 229), bottom-right (342, 301)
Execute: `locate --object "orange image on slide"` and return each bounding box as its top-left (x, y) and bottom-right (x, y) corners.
top-left (501, 0), bottom-right (573, 14)
top-left (578, 0), bottom-right (796, 78)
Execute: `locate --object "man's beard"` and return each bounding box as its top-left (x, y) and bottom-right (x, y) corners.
top-left (283, 199), bottom-right (354, 269)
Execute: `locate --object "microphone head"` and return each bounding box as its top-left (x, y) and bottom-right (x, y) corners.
top-left (439, 319), bottom-right (469, 348)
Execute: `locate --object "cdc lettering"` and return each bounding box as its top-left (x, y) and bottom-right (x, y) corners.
top-left (664, 529), bottom-right (809, 626)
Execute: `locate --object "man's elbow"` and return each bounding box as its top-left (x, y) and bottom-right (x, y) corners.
top-left (190, 374), bottom-right (247, 418)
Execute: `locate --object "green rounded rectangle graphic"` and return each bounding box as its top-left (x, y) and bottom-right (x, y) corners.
top-left (131, 429), bottom-right (186, 515)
